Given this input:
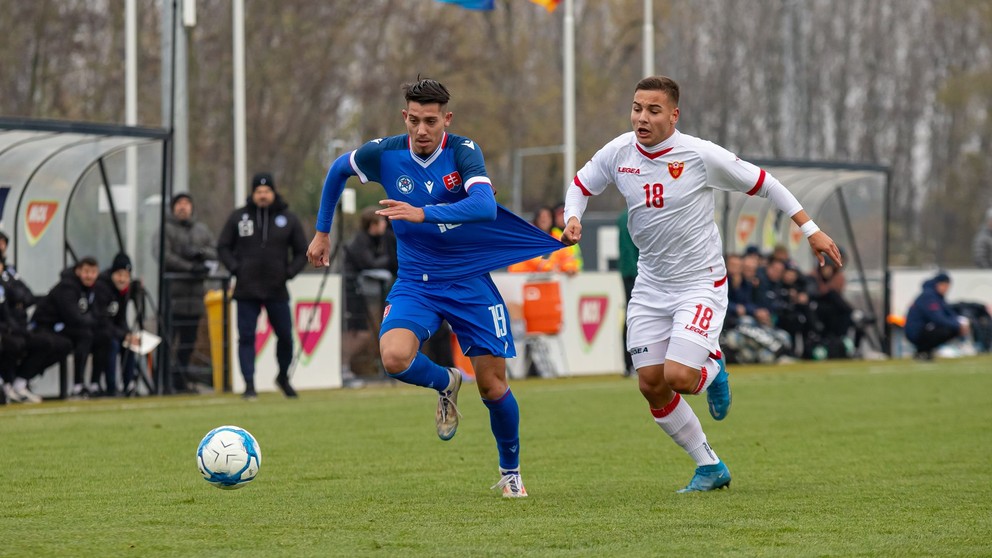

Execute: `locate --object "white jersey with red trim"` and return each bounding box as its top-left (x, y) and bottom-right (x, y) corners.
top-left (573, 129), bottom-right (772, 287)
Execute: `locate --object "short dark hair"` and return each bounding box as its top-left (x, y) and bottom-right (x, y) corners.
top-left (76, 256), bottom-right (99, 269)
top-left (402, 78), bottom-right (451, 106)
top-left (635, 76), bottom-right (680, 106)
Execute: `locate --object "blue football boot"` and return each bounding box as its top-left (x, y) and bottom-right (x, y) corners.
top-left (676, 461), bottom-right (731, 493)
top-left (706, 357), bottom-right (731, 421)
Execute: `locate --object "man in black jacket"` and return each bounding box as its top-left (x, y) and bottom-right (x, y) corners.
top-left (32, 257), bottom-right (104, 398)
top-left (93, 253), bottom-right (139, 396)
top-left (217, 172), bottom-right (308, 399)
top-left (0, 259), bottom-right (72, 403)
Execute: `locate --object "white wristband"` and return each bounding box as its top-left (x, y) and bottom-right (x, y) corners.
top-left (800, 220), bottom-right (820, 238)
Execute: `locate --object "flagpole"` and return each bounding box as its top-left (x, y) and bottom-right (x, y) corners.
top-left (643, 0), bottom-right (654, 77)
top-left (563, 0), bottom-right (575, 198)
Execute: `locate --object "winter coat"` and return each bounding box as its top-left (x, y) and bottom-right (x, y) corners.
top-left (32, 268), bottom-right (98, 332)
top-left (94, 270), bottom-right (134, 343)
top-left (157, 214), bottom-right (218, 315)
top-left (217, 194), bottom-right (308, 301)
top-left (0, 268), bottom-right (35, 332)
top-left (904, 277), bottom-right (960, 342)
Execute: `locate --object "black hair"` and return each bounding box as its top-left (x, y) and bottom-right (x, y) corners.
top-left (76, 256), bottom-right (99, 269)
top-left (635, 76), bottom-right (680, 106)
top-left (403, 78), bottom-right (451, 106)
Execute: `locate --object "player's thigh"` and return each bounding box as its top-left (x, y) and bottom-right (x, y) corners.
top-left (442, 275), bottom-right (515, 359)
top-left (668, 282), bottom-right (728, 361)
top-left (380, 279), bottom-right (443, 343)
top-left (626, 283), bottom-right (675, 354)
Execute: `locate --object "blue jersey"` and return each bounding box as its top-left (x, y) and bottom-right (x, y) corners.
top-left (348, 132), bottom-right (563, 282)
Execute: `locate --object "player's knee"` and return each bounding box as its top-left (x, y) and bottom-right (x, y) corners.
top-left (663, 362), bottom-right (698, 393)
top-left (477, 378), bottom-right (508, 400)
top-left (380, 346), bottom-right (415, 375)
top-left (637, 369), bottom-right (668, 399)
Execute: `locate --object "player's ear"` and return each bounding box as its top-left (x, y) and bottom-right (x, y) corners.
top-left (444, 111), bottom-right (453, 127)
top-left (401, 109), bottom-right (409, 121)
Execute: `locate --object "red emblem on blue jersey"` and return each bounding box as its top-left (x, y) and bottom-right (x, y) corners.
top-left (443, 171), bottom-right (463, 192)
top-left (668, 161), bottom-right (684, 179)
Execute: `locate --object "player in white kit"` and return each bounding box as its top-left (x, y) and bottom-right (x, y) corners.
top-left (561, 76), bottom-right (842, 492)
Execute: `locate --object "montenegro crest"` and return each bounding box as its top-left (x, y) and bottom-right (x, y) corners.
top-left (668, 161), bottom-right (684, 179)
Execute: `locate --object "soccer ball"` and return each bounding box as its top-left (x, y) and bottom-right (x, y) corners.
top-left (196, 425), bottom-right (262, 490)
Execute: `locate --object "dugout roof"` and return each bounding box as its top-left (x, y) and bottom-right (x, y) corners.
top-left (0, 118), bottom-right (168, 297)
top-left (717, 160), bottom-right (891, 350)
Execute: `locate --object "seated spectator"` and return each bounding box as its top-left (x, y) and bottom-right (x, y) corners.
top-left (806, 255), bottom-right (858, 359)
top-left (905, 272), bottom-right (969, 360)
top-left (32, 257), bottom-right (105, 398)
top-left (94, 254), bottom-right (140, 397)
top-left (0, 259), bottom-right (72, 403)
top-left (721, 252), bottom-right (794, 364)
top-left (778, 263), bottom-right (814, 354)
top-left (725, 253), bottom-right (753, 330)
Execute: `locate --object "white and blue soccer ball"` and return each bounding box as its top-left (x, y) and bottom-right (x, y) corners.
top-left (196, 425), bottom-right (262, 490)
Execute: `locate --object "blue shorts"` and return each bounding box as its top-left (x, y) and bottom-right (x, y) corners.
top-left (381, 275), bottom-right (515, 358)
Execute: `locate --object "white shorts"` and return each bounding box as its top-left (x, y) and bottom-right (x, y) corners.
top-left (626, 274), bottom-right (727, 367)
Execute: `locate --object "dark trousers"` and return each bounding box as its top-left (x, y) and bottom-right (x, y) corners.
top-left (236, 299), bottom-right (293, 390)
top-left (909, 323), bottom-right (959, 353)
top-left (172, 312), bottom-right (202, 370)
top-left (0, 332), bottom-right (27, 382)
top-left (18, 330), bottom-right (73, 379)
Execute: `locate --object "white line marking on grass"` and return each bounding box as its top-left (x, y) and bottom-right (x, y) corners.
top-left (0, 397), bottom-right (238, 418)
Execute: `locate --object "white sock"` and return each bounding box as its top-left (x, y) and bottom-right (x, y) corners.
top-left (651, 394), bottom-right (720, 466)
top-left (692, 356), bottom-right (722, 394)
top-left (13, 377), bottom-right (28, 391)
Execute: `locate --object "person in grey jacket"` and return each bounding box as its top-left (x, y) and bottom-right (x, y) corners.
top-left (217, 173), bottom-right (308, 399)
top-left (973, 207), bottom-right (992, 268)
top-left (157, 193), bottom-right (218, 390)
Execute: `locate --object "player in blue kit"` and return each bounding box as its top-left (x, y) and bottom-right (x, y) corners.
top-left (306, 78), bottom-right (564, 498)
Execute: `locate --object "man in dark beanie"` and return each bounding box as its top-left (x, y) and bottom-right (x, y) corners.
top-left (93, 253), bottom-right (140, 396)
top-left (905, 272), bottom-right (969, 360)
top-left (155, 191), bottom-right (218, 392)
top-left (218, 171), bottom-right (307, 399)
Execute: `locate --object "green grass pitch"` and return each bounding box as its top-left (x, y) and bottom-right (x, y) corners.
top-left (1, 356), bottom-right (990, 557)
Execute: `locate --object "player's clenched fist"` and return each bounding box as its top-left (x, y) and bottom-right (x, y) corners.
top-left (561, 217), bottom-right (582, 246)
top-left (307, 232), bottom-right (331, 267)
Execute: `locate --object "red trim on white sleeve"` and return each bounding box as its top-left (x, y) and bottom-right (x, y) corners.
top-left (746, 169), bottom-right (766, 196)
top-left (573, 176), bottom-right (592, 196)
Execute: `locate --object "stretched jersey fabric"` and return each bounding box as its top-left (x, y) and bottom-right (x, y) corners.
top-left (343, 132), bottom-right (564, 282)
top-left (572, 129), bottom-right (794, 288)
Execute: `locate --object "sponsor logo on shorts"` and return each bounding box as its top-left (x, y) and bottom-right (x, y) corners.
top-left (629, 346), bottom-right (649, 355)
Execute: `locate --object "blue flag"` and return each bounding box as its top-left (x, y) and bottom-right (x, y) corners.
top-left (435, 0), bottom-right (495, 10)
